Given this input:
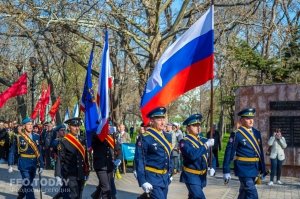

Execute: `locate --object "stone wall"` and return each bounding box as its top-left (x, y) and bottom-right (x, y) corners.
top-left (235, 83), bottom-right (300, 177)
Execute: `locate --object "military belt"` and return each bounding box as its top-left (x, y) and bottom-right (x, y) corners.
top-left (235, 156), bottom-right (259, 162)
top-left (145, 166), bottom-right (168, 174)
top-left (183, 166), bottom-right (206, 175)
top-left (20, 154), bottom-right (36, 158)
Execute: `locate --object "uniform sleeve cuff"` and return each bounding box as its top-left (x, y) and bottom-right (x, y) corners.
top-left (204, 144), bottom-right (208, 150)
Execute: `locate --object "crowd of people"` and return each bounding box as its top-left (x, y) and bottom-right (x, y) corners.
top-left (0, 106), bottom-right (287, 199)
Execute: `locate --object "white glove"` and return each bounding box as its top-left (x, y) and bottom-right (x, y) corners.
top-left (38, 168), bottom-right (43, 174)
top-left (133, 170), bottom-right (137, 179)
top-left (8, 166), bottom-right (13, 173)
top-left (142, 182), bottom-right (153, 193)
top-left (56, 176), bottom-right (63, 186)
top-left (205, 139), bottom-right (215, 148)
top-left (209, 168), bottom-right (215, 177)
top-left (223, 173), bottom-right (231, 184)
top-left (170, 176), bottom-right (173, 182)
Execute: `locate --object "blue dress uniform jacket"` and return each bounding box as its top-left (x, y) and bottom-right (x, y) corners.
top-left (8, 132), bottom-right (44, 199)
top-left (223, 126), bottom-right (266, 177)
top-left (223, 131), bottom-right (236, 174)
top-left (179, 135), bottom-right (208, 187)
top-left (134, 128), bottom-right (173, 198)
top-left (8, 132), bottom-right (44, 168)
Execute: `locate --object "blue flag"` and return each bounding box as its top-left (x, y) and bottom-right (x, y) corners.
top-left (80, 46), bottom-right (99, 148)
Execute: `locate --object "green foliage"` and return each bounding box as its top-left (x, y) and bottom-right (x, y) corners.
top-left (219, 132), bottom-right (233, 169)
top-left (279, 26), bottom-right (300, 82)
top-left (220, 95), bottom-right (235, 107)
top-left (229, 37), bottom-right (300, 83)
top-left (228, 40), bottom-right (277, 81)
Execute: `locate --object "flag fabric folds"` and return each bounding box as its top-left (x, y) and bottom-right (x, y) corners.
top-left (31, 85), bottom-right (50, 121)
top-left (39, 85), bottom-right (50, 122)
top-left (96, 30), bottom-right (112, 142)
top-left (31, 98), bottom-right (41, 120)
top-left (0, 73), bottom-right (27, 108)
top-left (140, 6), bottom-right (214, 124)
top-left (80, 46), bottom-right (99, 148)
top-left (64, 108), bottom-right (70, 122)
top-left (72, 103), bottom-right (79, 118)
top-left (49, 96), bottom-right (61, 120)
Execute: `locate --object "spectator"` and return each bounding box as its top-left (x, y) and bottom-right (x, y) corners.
top-left (130, 126), bottom-right (134, 138)
top-left (116, 124), bottom-right (130, 173)
top-left (267, 128), bottom-right (287, 186)
top-left (51, 125), bottom-right (66, 158)
top-left (0, 120), bottom-right (10, 163)
top-left (172, 123), bottom-right (183, 141)
top-left (206, 124), bottom-right (221, 168)
top-left (167, 123), bottom-right (180, 174)
top-left (41, 122), bottom-right (55, 169)
top-left (33, 124), bottom-right (40, 135)
top-left (173, 122), bottom-right (183, 172)
top-left (117, 124), bottom-right (131, 144)
top-left (135, 123), bottom-right (146, 142)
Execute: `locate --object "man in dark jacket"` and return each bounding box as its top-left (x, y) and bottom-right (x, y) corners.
top-left (206, 124), bottom-right (221, 168)
top-left (41, 122), bottom-right (55, 169)
top-left (0, 120), bottom-right (10, 163)
top-left (90, 131), bottom-right (116, 199)
top-left (55, 117), bottom-right (89, 199)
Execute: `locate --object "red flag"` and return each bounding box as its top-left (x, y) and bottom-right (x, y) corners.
top-left (31, 86), bottom-right (46, 119)
top-left (31, 100), bottom-right (41, 119)
top-left (31, 85), bottom-right (50, 121)
top-left (49, 96), bottom-right (61, 120)
top-left (0, 73), bottom-right (27, 108)
top-left (40, 85), bottom-right (51, 122)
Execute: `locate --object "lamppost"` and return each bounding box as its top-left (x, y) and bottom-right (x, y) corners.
top-left (42, 64), bottom-right (48, 78)
top-left (15, 62), bottom-right (23, 76)
top-left (29, 57), bottom-right (38, 113)
top-left (15, 62), bottom-right (24, 121)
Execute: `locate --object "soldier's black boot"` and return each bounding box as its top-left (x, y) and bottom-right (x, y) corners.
top-left (53, 192), bottom-right (61, 199)
top-left (17, 187), bottom-right (25, 199)
top-left (91, 188), bottom-right (101, 199)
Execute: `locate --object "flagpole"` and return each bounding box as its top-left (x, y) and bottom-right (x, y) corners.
top-left (209, 0), bottom-right (214, 172)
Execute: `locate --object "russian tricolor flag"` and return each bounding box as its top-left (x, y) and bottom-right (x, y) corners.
top-left (141, 6), bottom-right (214, 124)
top-left (96, 30), bottom-right (112, 142)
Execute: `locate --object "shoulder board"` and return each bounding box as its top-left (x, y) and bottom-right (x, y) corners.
top-left (142, 132), bottom-right (149, 137)
top-left (252, 127), bottom-right (260, 133)
top-left (79, 135), bottom-right (86, 141)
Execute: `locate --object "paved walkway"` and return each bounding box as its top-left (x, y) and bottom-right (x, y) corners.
top-left (0, 164), bottom-right (299, 198)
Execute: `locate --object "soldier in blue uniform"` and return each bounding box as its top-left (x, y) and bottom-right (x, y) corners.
top-left (179, 114), bottom-right (214, 199)
top-left (223, 108), bottom-right (266, 199)
top-left (8, 117), bottom-right (44, 199)
top-left (134, 107), bottom-right (173, 199)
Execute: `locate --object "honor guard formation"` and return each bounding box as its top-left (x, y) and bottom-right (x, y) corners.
top-left (1, 106), bottom-right (295, 199)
